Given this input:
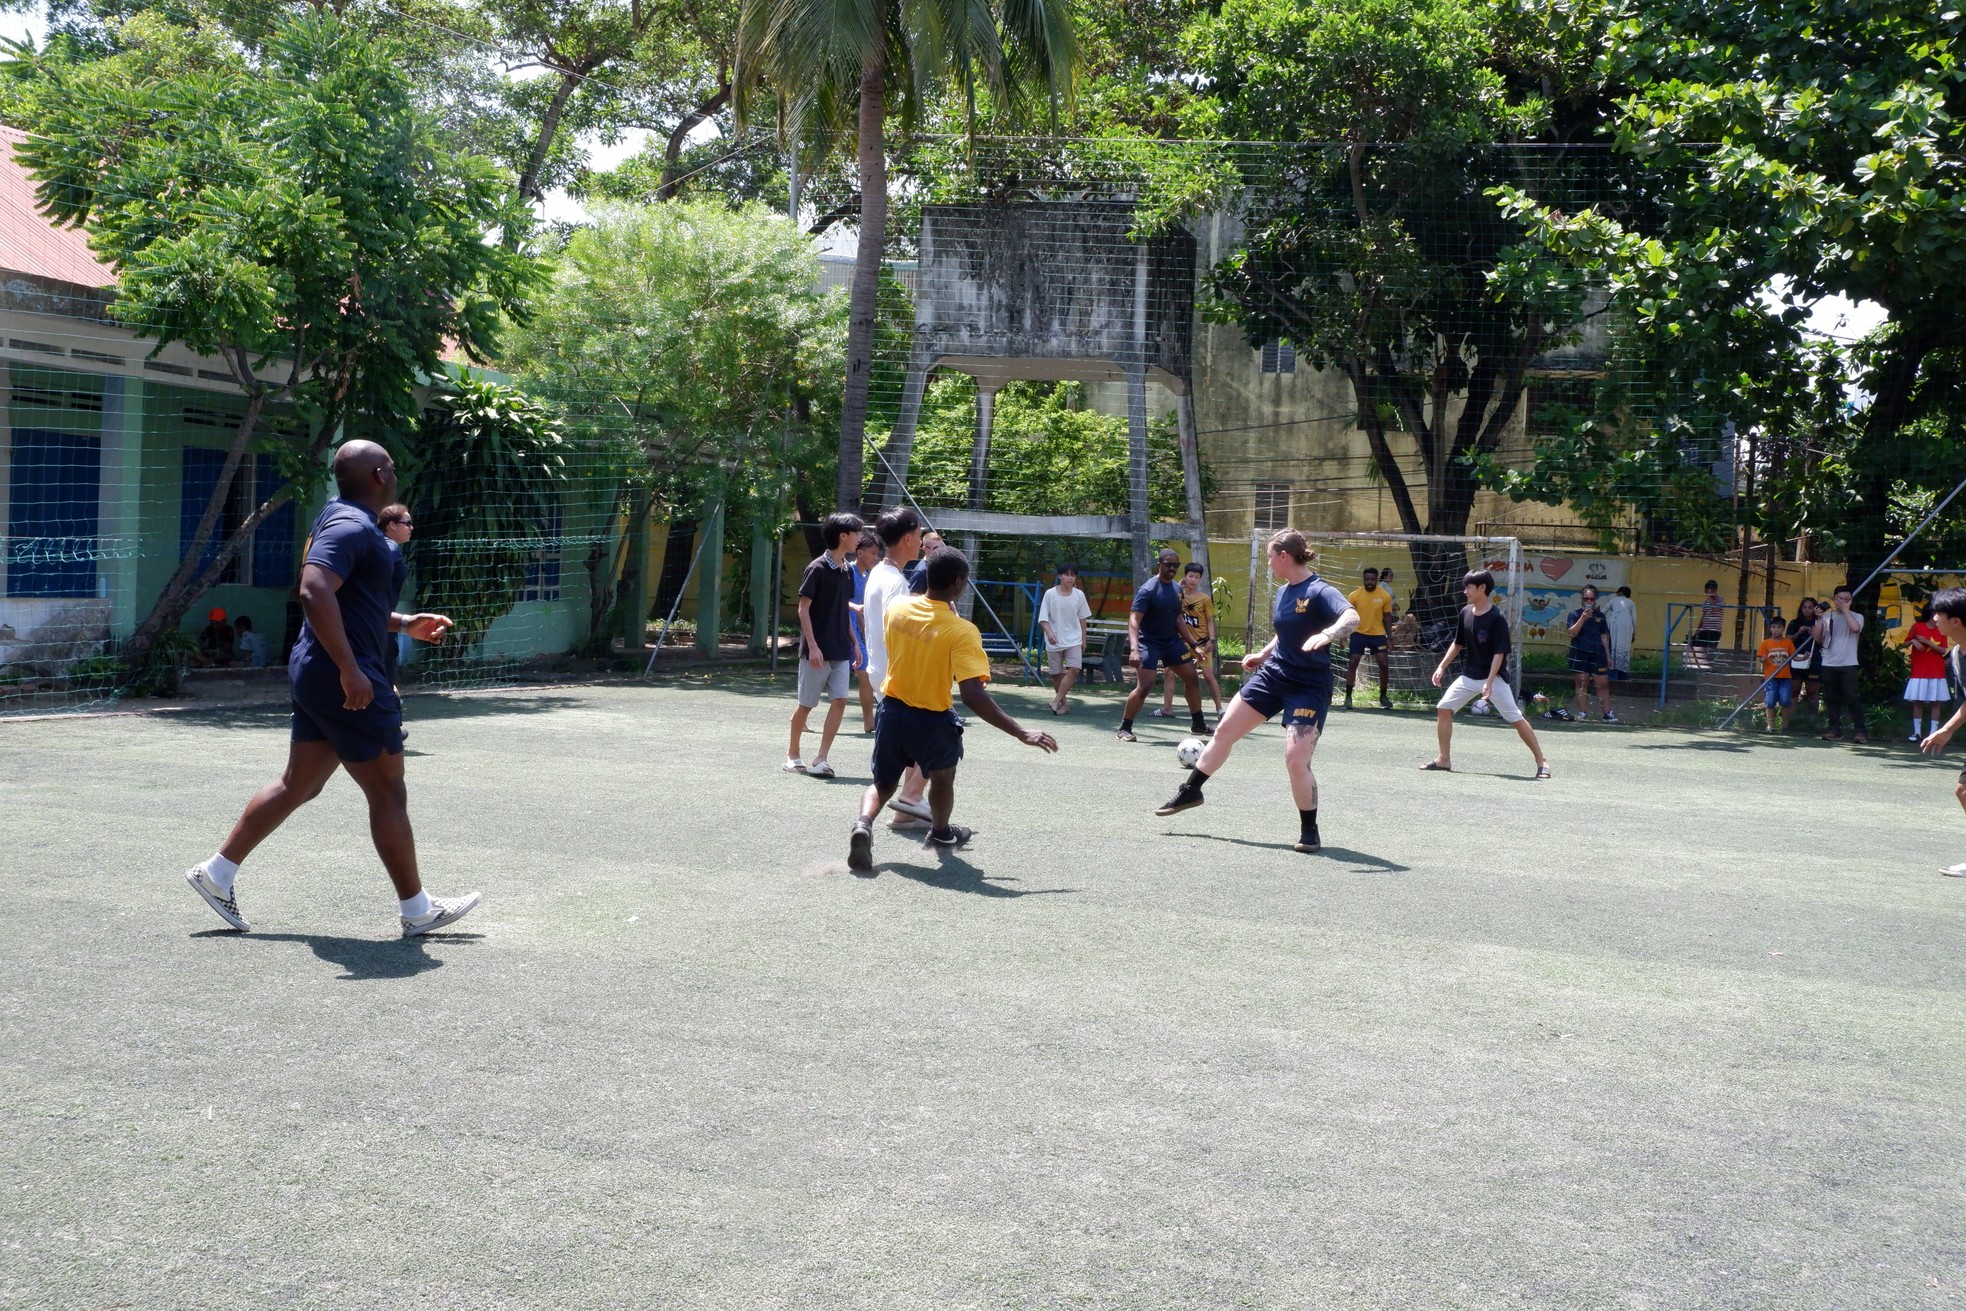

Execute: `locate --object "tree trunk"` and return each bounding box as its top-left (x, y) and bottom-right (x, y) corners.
top-left (656, 84), bottom-right (731, 202)
top-left (835, 55), bottom-right (888, 514)
top-left (124, 393), bottom-right (267, 661)
top-left (517, 68), bottom-right (585, 204)
top-left (1841, 319), bottom-right (1937, 660)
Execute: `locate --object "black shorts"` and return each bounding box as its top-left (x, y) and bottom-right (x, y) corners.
top-left (1237, 664), bottom-right (1332, 733)
top-left (1138, 636), bottom-right (1192, 672)
top-left (1567, 650), bottom-right (1609, 676)
top-left (871, 698), bottom-right (964, 789)
top-left (291, 691), bottom-right (405, 762)
top-left (1348, 633), bottom-right (1387, 655)
top-left (1690, 629), bottom-right (1721, 647)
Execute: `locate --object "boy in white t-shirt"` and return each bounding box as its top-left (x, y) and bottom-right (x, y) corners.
top-left (862, 507), bottom-right (934, 826)
top-left (1038, 564), bottom-right (1094, 715)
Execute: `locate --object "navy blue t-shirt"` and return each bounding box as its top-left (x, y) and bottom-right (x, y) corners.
top-left (1457, 604), bottom-right (1513, 680)
top-left (290, 499), bottom-right (404, 699)
top-left (1268, 572), bottom-right (1351, 680)
top-left (1132, 576), bottom-right (1186, 644)
top-left (1566, 606), bottom-right (1610, 658)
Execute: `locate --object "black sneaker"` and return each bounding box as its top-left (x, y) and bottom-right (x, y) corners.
top-left (1155, 783), bottom-right (1204, 817)
top-left (926, 825), bottom-right (973, 850)
top-left (1343, 689), bottom-right (1354, 709)
top-left (848, 824), bottom-right (874, 872)
top-left (1294, 824), bottom-right (1322, 854)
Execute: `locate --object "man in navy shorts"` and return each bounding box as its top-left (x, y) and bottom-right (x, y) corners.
top-left (1118, 549), bottom-right (1210, 741)
top-left (182, 440), bottom-right (480, 938)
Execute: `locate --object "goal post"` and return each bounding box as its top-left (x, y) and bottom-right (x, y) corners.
top-left (1241, 529), bottom-right (1525, 696)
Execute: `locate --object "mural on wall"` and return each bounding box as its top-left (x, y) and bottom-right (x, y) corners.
top-left (1479, 553), bottom-right (1632, 644)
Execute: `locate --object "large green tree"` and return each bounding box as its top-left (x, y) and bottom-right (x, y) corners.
top-left (733, 0), bottom-right (1078, 512)
top-left (12, 9), bottom-right (539, 660)
top-left (1494, 0), bottom-right (1966, 613)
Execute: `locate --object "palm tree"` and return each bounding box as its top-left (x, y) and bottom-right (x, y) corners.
top-left (735, 0), bottom-right (1077, 512)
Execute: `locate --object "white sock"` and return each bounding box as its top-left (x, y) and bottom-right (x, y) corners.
top-left (400, 890), bottom-right (432, 919)
top-left (204, 854), bottom-right (239, 892)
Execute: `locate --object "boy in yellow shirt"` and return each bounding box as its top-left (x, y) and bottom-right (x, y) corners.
top-left (1756, 615), bottom-right (1796, 732)
top-left (1343, 567), bottom-right (1396, 709)
top-left (850, 547), bottom-right (1058, 872)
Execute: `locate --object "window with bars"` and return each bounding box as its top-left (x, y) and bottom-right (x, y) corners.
top-left (1254, 482), bottom-right (1292, 532)
top-left (1259, 339), bottom-right (1296, 375)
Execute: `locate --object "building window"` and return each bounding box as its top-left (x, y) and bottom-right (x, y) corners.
top-left (180, 449), bottom-right (296, 587)
top-left (1254, 481), bottom-right (1292, 533)
top-left (519, 499), bottom-right (564, 603)
top-left (1259, 339), bottom-right (1296, 375)
top-left (7, 429), bottom-right (101, 598)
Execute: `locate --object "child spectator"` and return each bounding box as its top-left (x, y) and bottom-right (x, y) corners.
top-left (1756, 615), bottom-right (1796, 732)
top-left (1918, 588), bottom-right (1966, 875)
top-left (232, 614), bottom-right (270, 669)
top-left (1904, 604), bottom-right (1951, 742)
top-left (1687, 579), bottom-right (1724, 670)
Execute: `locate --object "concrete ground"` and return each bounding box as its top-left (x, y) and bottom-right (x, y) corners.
top-left (4, 677), bottom-right (1964, 1310)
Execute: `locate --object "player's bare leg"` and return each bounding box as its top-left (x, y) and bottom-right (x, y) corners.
top-left (343, 751), bottom-right (421, 899)
top-left (857, 670), bottom-right (876, 732)
top-left (1157, 696), bottom-right (1264, 816)
top-left (1284, 722), bottom-right (1322, 852)
top-left (1372, 648), bottom-right (1391, 706)
top-left (1513, 716), bottom-right (1550, 777)
top-left (1118, 662), bottom-right (1156, 738)
top-left (1344, 651), bottom-right (1363, 707)
top-left (1178, 665), bottom-right (1208, 733)
top-left (1428, 706), bottom-right (1455, 770)
top-left (814, 696), bottom-right (849, 767)
top-left (216, 738), bottom-right (342, 865)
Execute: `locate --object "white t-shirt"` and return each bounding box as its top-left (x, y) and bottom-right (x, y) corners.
top-left (1817, 606), bottom-right (1864, 667)
top-left (1038, 585), bottom-right (1092, 650)
top-left (861, 559), bottom-right (911, 687)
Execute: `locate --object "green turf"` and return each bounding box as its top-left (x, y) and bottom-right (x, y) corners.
top-left (5, 678), bottom-right (1965, 1309)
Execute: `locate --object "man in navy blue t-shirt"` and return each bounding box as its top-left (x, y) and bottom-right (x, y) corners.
top-left (183, 440), bottom-right (482, 938)
top-left (1118, 549), bottom-right (1209, 741)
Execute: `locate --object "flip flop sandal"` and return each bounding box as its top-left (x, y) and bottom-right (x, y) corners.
top-left (1419, 761), bottom-right (1452, 772)
top-left (1535, 763), bottom-right (1552, 780)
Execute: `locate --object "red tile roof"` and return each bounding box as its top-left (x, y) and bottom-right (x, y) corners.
top-left (0, 125), bottom-right (116, 288)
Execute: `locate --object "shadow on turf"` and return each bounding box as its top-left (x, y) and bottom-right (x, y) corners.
top-left (192, 928), bottom-right (482, 980)
top-left (155, 694), bottom-right (587, 734)
top-left (1166, 831), bottom-right (1410, 873)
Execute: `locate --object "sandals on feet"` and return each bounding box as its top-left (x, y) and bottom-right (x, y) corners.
top-left (1419, 760), bottom-right (1452, 772)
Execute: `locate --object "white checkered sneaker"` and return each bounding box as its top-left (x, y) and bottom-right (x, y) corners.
top-left (185, 864), bottom-right (251, 932)
top-left (401, 891), bottom-right (482, 937)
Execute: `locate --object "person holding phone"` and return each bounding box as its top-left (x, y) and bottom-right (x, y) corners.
top-left (1565, 585), bottom-right (1618, 722)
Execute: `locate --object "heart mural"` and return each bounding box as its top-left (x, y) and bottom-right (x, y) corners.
top-left (1539, 557), bottom-right (1573, 581)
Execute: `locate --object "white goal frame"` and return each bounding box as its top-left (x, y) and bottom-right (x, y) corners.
top-left (1242, 529), bottom-right (1526, 695)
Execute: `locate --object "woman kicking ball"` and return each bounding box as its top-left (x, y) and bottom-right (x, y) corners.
top-left (1154, 529), bottom-right (1359, 852)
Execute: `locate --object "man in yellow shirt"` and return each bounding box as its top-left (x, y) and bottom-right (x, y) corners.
top-left (850, 547), bottom-right (1059, 872)
top-left (1343, 566), bottom-right (1395, 709)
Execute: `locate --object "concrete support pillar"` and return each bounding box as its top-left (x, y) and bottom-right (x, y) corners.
top-left (694, 489), bottom-right (725, 655)
top-left (1125, 364), bottom-right (1150, 585)
top-left (1176, 386), bottom-right (1208, 576)
top-left (959, 383), bottom-right (996, 618)
top-left (618, 500), bottom-right (652, 652)
top-left (747, 491), bottom-right (775, 654)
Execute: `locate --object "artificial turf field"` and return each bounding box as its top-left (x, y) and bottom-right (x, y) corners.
top-left (5, 676), bottom-right (1965, 1310)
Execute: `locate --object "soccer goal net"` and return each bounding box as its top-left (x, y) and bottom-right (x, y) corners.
top-left (1236, 530), bottom-right (1526, 695)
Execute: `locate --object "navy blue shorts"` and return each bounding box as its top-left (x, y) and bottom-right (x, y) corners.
top-left (871, 698), bottom-right (964, 789)
top-left (1138, 636), bottom-right (1192, 672)
top-left (1348, 633), bottom-right (1387, 655)
top-left (1237, 664), bottom-right (1332, 733)
top-left (1568, 649), bottom-right (1609, 676)
top-left (291, 691), bottom-right (406, 762)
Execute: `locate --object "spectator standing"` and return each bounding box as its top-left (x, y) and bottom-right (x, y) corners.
top-left (907, 530), bottom-right (944, 594)
top-left (1904, 605), bottom-right (1951, 742)
top-left (1604, 585), bottom-right (1637, 680)
top-left (785, 512), bottom-right (863, 778)
top-left (1038, 564), bottom-right (1094, 715)
top-left (1379, 567), bottom-right (1401, 621)
top-left (1756, 615), bottom-right (1796, 732)
top-left (1814, 584), bottom-right (1866, 743)
top-left (1787, 598), bottom-right (1821, 722)
top-left (1688, 579), bottom-right (1724, 670)
top-left (1565, 585), bottom-right (1618, 722)
top-left (1916, 587), bottom-right (1966, 875)
top-left (849, 530), bottom-right (881, 734)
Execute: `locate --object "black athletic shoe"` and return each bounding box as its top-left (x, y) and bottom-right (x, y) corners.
top-left (848, 824), bottom-right (874, 873)
top-left (927, 825), bottom-right (973, 850)
top-left (1294, 825), bottom-right (1322, 854)
top-left (1343, 689), bottom-right (1354, 709)
top-left (1155, 783), bottom-right (1205, 817)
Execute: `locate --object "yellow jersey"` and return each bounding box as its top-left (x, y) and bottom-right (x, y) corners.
top-left (1181, 590), bottom-right (1216, 647)
top-left (879, 595), bottom-right (991, 711)
top-left (1347, 585), bottom-right (1393, 637)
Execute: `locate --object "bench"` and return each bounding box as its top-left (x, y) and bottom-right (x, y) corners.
top-left (1081, 620), bottom-right (1131, 685)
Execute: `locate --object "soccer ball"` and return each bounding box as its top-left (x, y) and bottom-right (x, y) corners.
top-left (1176, 736), bottom-right (1207, 768)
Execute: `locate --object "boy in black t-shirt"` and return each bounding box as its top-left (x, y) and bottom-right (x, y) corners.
top-left (1423, 570), bottom-right (1550, 779)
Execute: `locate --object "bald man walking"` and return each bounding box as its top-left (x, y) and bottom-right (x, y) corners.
top-left (184, 441), bottom-right (479, 937)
